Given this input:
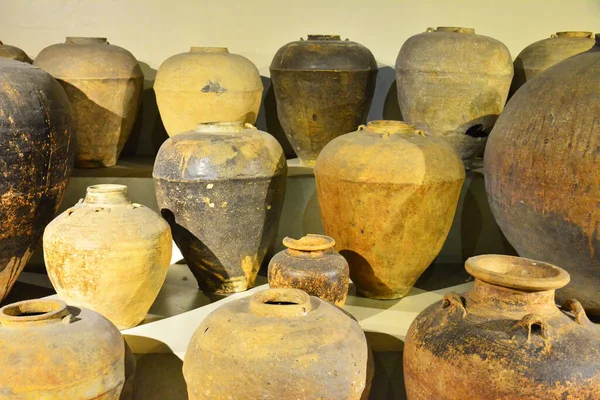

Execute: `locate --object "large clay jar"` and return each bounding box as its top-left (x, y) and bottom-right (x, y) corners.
top-left (183, 288), bottom-right (372, 399)
top-left (0, 40), bottom-right (32, 63)
top-left (511, 31), bottom-right (595, 96)
top-left (315, 120), bottom-right (464, 299)
top-left (268, 234), bottom-right (349, 305)
top-left (0, 59), bottom-right (74, 302)
top-left (270, 35), bottom-right (378, 165)
top-left (0, 299), bottom-right (135, 399)
top-left (34, 37), bottom-right (143, 168)
top-left (153, 122), bottom-right (286, 293)
top-left (404, 255), bottom-right (600, 399)
top-left (395, 27), bottom-right (513, 168)
top-left (154, 47), bottom-right (262, 136)
top-left (485, 37), bottom-right (600, 317)
top-left (43, 184), bottom-right (172, 330)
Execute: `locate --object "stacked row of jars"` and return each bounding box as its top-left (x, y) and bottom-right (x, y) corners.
top-left (0, 27), bottom-right (599, 399)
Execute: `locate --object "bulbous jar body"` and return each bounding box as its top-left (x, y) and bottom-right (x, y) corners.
top-left (154, 47), bottom-right (263, 136)
top-left (270, 34), bottom-right (378, 166)
top-left (34, 37), bottom-right (143, 168)
top-left (485, 37), bottom-right (600, 317)
top-left (0, 59), bottom-right (74, 302)
top-left (43, 184), bottom-right (172, 330)
top-left (183, 288), bottom-right (372, 399)
top-left (268, 234), bottom-right (349, 305)
top-left (395, 27), bottom-right (513, 167)
top-left (153, 122), bottom-right (287, 293)
top-left (0, 299), bottom-right (135, 399)
top-left (511, 31), bottom-right (595, 96)
top-left (404, 255), bottom-right (600, 399)
top-left (0, 40), bottom-right (32, 63)
top-left (315, 121), bottom-right (465, 299)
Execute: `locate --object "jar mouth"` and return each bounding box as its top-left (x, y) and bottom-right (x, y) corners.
top-left (195, 121), bottom-right (251, 133)
top-left (307, 34), bottom-right (342, 41)
top-left (554, 31), bottom-right (593, 38)
top-left (190, 47), bottom-right (229, 53)
top-left (434, 27), bottom-right (475, 34)
top-left (0, 299), bottom-right (69, 324)
top-left (283, 234), bottom-right (335, 252)
top-left (66, 37), bottom-right (108, 44)
top-left (249, 289), bottom-right (312, 317)
top-left (465, 255), bottom-right (570, 291)
top-left (87, 184), bottom-right (127, 194)
top-left (364, 120), bottom-right (418, 134)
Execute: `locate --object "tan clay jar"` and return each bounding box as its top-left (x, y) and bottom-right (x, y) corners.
top-left (315, 120), bottom-right (465, 299)
top-left (0, 299), bottom-right (135, 399)
top-left (183, 288), bottom-right (373, 399)
top-left (0, 40), bottom-right (32, 63)
top-left (511, 31), bottom-right (595, 96)
top-left (404, 255), bottom-right (600, 399)
top-left (268, 234), bottom-right (349, 305)
top-left (154, 47), bottom-right (263, 136)
top-left (43, 184), bottom-right (172, 330)
top-left (34, 37), bottom-right (143, 168)
top-left (395, 27), bottom-right (513, 168)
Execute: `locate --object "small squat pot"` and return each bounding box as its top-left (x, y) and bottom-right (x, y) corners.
top-left (268, 234), bottom-right (349, 305)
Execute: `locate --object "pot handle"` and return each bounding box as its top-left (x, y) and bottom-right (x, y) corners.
top-left (244, 123), bottom-right (257, 130)
top-left (441, 292), bottom-right (467, 318)
top-left (562, 299), bottom-right (591, 326)
top-left (511, 314), bottom-right (550, 342)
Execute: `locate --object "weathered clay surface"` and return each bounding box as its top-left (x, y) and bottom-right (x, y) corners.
top-left (43, 184), bottom-right (172, 330)
top-left (0, 40), bottom-right (32, 63)
top-left (34, 37), bottom-right (143, 168)
top-left (396, 27), bottom-right (513, 168)
top-left (315, 121), bottom-right (464, 299)
top-left (270, 35), bottom-right (377, 165)
top-left (153, 122), bottom-right (286, 293)
top-left (485, 37), bottom-right (600, 317)
top-left (183, 288), bottom-right (372, 399)
top-left (154, 47), bottom-right (262, 136)
top-left (0, 299), bottom-right (135, 399)
top-left (0, 59), bottom-right (74, 303)
top-left (404, 255), bottom-right (600, 399)
top-left (268, 234), bottom-right (349, 305)
top-left (511, 31), bottom-right (595, 96)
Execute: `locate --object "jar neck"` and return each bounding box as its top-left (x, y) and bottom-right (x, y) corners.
top-left (554, 31), bottom-right (593, 38)
top-left (249, 289), bottom-right (313, 318)
top-left (466, 279), bottom-right (558, 318)
top-left (195, 121), bottom-right (253, 134)
top-left (282, 234), bottom-right (335, 258)
top-left (83, 184), bottom-right (131, 206)
top-left (190, 47), bottom-right (229, 53)
top-left (362, 120), bottom-right (421, 135)
top-left (0, 300), bottom-right (70, 328)
top-left (66, 37), bottom-right (108, 44)
top-left (433, 27), bottom-right (475, 34)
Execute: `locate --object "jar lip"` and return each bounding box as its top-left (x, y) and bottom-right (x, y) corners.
top-left (189, 47), bottom-right (229, 53)
top-left (362, 120), bottom-right (419, 135)
top-left (306, 34), bottom-right (342, 41)
top-left (249, 288), bottom-right (313, 317)
top-left (554, 31), bottom-right (593, 38)
top-left (433, 27), bottom-right (475, 34)
top-left (465, 255), bottom-right (570, 291)
top-left (0, 299), bottom-right (69, 324)
top-left (283, 234), bottom-right (335, 252)
top-left (87, 184), bottom-right (127, 194)
top-left (65, 37), bottom-right (108, 44)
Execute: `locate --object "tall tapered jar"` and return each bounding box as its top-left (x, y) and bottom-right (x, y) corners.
top-left (34, 37), bottom-right (143, 168)
top-left (153, 122), bottom-right (286, 293)
top-left (0, 58), bottom-right (74, 302)
top-left (315, 120), bottom-right (465, 299)
top-left (270, 35), bottom-right (378, 165)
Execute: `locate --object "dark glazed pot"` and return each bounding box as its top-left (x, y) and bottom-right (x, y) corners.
top-left (0, 59), bottom-right (74, 302)
top-left (485, 36), bottom-right (600, 317)
top-left (270, 34), bottom-right (377, 166)
top-left (183, 288), bottom-right (373, 399)
top-left (0, 40), bottom-right (32, 63)
top-left (268, 234), bottom-right (349, 305)
top-left (153, 122), bottom-right (286, 293)
top-left (404, 255), bottom-right (600, 399)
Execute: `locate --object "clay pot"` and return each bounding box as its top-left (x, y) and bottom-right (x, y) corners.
top-left (314, 120), bottom-right (465, 299)
top-left (0, 59), bottom-right (74, 302)
top-left (395, 27), bottom-right (513, 168)
top-left (183, 288), bottom-right (372, 399)
top-left (270, 34), bottom-right (377, 165)
top-left (153, 122), bottom-right (286, 293)
top-left (0, 299), bottom-right (135, 399)
top-left (268, 234), bottom-right (349, 305)
top-left (485, 36), bottom-right (600, 317)
top-left (511, 31), bottom-right (595, 96)
top-left (43, 184), bottom-right (172, 329)
top-left (0, 40), bottom-right (32, 63)
top-left (34, 37), bottom-right (143, 168)
top-left (404, 255), bottom-right (600, 399)
top-left (154, 47), bottom-right (262, 136)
